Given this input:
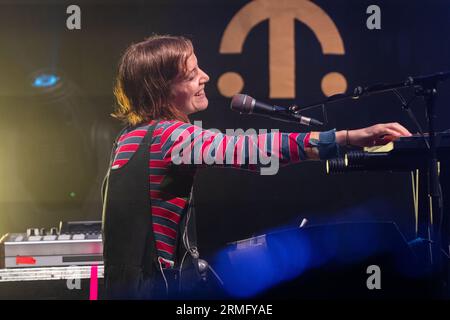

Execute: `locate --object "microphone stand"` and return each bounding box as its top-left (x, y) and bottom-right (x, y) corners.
top-left (301, 71), bottom-right (450, 297)
top-left (413, 74), bottom-right (447, 297)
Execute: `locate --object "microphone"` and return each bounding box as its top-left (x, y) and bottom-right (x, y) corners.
top-left (230, 94), bottom-right (323, 126)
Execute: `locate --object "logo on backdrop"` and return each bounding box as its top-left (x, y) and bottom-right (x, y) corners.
top-left (217, 0), bottom-right (347, 99)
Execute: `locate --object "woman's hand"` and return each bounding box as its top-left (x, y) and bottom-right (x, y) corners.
top-left (336, 122), bottom-right (412, 148)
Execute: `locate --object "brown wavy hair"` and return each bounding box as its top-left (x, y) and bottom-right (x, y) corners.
top-left (112, 35), bottom-right (193, 126)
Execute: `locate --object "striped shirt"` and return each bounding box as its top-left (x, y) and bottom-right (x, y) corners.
top-left (111, 119), bottom-right (340, 266)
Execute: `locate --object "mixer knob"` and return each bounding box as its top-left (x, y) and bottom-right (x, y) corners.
top-left (40, 228), bottom-right (47, 236)
top-left (26, 228), bottom-right (35, 237)
top-left (50, 227), bottom-right (58, 236)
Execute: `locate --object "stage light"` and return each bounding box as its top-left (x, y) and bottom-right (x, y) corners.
top-left (14, 69), bottom-right (99, 211)
top-left (32, 74), bottom-right (60, 88)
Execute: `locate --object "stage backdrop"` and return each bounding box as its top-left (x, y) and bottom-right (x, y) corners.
top-left (0, 0), bottom-right (449, 256)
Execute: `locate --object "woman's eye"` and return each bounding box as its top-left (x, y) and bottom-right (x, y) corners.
top-left (186, 68), bottom-right (198, 81)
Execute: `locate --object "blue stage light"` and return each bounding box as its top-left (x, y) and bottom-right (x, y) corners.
top-left (32, 74), bottom-right (60, 88)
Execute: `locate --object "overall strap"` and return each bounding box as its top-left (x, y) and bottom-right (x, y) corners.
top-left (102, 121), bottom-right (159, 285)
top-left (140, 121), bottom-right (159, 273)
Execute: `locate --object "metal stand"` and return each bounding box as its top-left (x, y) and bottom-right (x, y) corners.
top-left (415, 80), bottom-right (447, 296)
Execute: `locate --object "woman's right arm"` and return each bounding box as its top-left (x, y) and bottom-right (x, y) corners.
top-left (159, 120), bottom-right (341, 174)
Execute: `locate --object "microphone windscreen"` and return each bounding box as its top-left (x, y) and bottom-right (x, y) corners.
top-left (230, 94), bottom-right (254, 114)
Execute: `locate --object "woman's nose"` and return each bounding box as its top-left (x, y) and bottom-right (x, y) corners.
top-left (199, 68), bottom-right (209, 83)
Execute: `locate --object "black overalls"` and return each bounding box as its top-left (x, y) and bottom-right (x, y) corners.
top-left (101, 122), bottom-right (200, 299)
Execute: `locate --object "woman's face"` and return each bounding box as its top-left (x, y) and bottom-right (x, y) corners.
top-left (170, 53), bottom-right (210, 115)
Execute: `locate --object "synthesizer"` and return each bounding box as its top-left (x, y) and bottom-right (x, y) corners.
top-left (0, 221), bottom-right (103, 268)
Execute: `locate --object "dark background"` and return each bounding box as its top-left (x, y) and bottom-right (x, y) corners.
top-left (0, 0), bottom-right (449, 257)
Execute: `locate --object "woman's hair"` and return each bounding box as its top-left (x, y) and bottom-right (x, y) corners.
top-left (112, 34), bottom-right (193, 126)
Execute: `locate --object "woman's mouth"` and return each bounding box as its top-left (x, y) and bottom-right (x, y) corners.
top-left (195, 89), bottom-right (205, 97)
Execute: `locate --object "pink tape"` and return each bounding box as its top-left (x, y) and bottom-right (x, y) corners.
top-left (89, 265), bottom-right (98, 300)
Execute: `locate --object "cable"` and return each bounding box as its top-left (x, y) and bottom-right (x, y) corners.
top-left (207, 265), bottom-right (224, 286)
top-left (441, 248), bottom-right (450, 259)
top-left (178, 186), bottom-right (224, 292)
top-left (178, 250), bottom-right (189, 292)
top-left (411, 170), bottom-right (419, 236)
top-left (437, 182), bottom-right (446, 258)
top-left (182, 202), bottom-right (193, 254)
top-left (178, 186), bottom-right (196, 293)
top-left (158, 258), bottom-right (169, 297)
top-left (392, 89), bottom-right (430, 149)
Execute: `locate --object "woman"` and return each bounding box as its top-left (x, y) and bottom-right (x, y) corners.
top-left (102, 34), bottom-right (412, 299)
